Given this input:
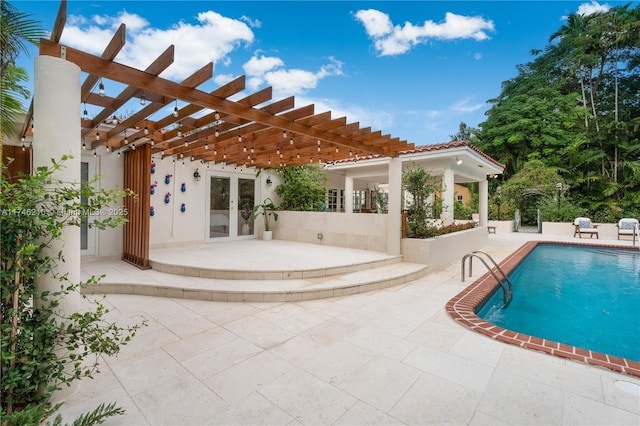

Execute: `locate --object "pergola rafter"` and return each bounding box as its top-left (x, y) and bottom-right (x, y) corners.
top-left (30, 10), bottom-right (414, 169)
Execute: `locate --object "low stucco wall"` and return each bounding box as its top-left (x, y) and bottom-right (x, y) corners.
top-left (401, 226), bottom-right (489, 273)
top-left (273, 211), bottom-right (388, 252)
top-left (542, 221), bottom-right (622, 240)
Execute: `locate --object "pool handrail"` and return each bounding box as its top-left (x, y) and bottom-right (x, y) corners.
top-left (461, 252), bottom-right (513, 307)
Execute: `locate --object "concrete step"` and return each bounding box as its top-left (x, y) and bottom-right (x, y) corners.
top-left (83, 261), bottom-right (429, 302)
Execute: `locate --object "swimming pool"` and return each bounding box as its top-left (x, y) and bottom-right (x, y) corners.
top-left (446, 241), bottom-right (640, 377)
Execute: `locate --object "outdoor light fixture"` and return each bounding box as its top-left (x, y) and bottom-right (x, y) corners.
top-left (140, 91), bottom-right (146, 105)
top-left (173, 100), bottom-right (179, 118)
top-left (144, 120), bottom-right (149, 135)
top-left (214, 111), bottom-right (220, 120)
top-left (98, 78), bottom-right (105, 97)
top-left (215, 128), bottom-right (220, 137)
top-left (193, 169), bottom-right (201, 181)
top-left (82, 138), bottom-right (86, 150)
top-left (83, 103), bottom-right (88, 120)
top-left (124, 131), bottom-right (128, 145)
top-left (290, 136), bottom-right (294, 145)
top-left (177, 126), bottom-right (182, 137)
top-left (238, 134), bottom-right (242, 143)
top-left (456, 157), bottom-right (462, 165)
top-left (283, 129), bottom-right (287, 138)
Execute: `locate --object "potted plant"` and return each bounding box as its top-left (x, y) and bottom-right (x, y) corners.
top-left (240, 203), bottom-right (253, 235)
top-left (253, 198), bottom-right (279, 240)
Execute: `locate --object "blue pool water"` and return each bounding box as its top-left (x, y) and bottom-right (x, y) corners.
top-left (477, 244), bottom-right (640, 361)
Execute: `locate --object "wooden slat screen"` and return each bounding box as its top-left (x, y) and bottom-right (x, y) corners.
top-left (2, 145), bottom-right (32, 183)
top-left (122, 144), bottom-right (151, 269)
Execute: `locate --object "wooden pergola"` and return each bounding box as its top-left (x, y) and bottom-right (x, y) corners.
top-left (21, 1), bottom-right (414, 170)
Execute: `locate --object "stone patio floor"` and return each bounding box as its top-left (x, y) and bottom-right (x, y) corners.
top-left (56, 233), bottom-right (640, 425)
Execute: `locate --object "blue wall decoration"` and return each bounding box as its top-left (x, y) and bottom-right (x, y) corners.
top-left (164, 192), bottom-right (171, 204)
top-left (180, 203), bottom-right (186, 213)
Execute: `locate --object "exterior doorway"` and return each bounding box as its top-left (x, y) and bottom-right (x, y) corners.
top-left (207, 172), bottom-right (257, 240)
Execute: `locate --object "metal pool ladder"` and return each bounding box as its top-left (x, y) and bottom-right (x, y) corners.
top-left (461, 250), bottom-right (513, 307)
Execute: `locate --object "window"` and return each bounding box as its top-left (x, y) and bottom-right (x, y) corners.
top-left (457, 194), bottom-right (464, 202)
top-left (326, 189), bottom-right (344, 212)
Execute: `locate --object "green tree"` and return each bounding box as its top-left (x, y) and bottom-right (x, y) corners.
top-left (402, 163), bottom-right (441, 237)
top-left (0, 1), bottom-right (46, 140)
top-left (275, 164), bottom-right (328, 211)
top-left (449, 122), bottom-right (478, 142)
top-left (478, 4), bottom-right (640, 216)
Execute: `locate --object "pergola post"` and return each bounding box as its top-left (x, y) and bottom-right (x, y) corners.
top-left (441, 167), bottom-right (455, 225)
top-left (344, 176), bottom-right (354, 213)
top-left (387, 157), bottom-right (402, 255)
top-left (33, 54), bottom-right (83, 399)
top-left (479, 179), bottom-right (488, 226)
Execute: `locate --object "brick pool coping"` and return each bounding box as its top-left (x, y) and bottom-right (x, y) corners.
top-left (446, 240), bottom-right (640, 378)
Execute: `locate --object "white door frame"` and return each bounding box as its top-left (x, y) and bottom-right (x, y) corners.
top-left (205, 170), bottom-right (257, 241)
top-left (81, 155), bottom-right (97, 256)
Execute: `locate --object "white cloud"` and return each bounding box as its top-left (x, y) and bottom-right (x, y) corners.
top-left (474, 52), bottom-right (483, 60)
top-left (451, 98), bottom-right (485, 113)
top-left (355, 9), bottom-right (495, 56)
top-left (240, 15), bottom-right (262, 28)
top-left (62, 10), bottom-right (255, 80)
top-left (243, 54), bottom-right (343, 97)
top-left (577, 1), bottom-right (611, 16)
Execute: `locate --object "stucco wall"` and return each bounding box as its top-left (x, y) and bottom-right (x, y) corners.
top-left (401, 227), bottom-right (488, 273)
top-left (273, 211), bottom-right (388, 252)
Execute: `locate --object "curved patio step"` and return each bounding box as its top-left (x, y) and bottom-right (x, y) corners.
top-left (148, 255), bottom-right (404, 280)
top-left (82, 262), bottom-right (429, 302)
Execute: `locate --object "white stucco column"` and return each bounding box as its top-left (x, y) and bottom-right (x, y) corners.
top-left (478, 179), bottom-right (488, 226)
top-left (441, 167), bottom-right (455, 225)
top-left (387, 157), bottom-right (402, 255)
top-left (344, 176), bottom-right (354, 213)
top-left (33, 55), bottom-right (83, 399)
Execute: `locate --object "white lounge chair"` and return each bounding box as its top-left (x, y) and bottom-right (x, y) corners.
top-left (617, 218), bottom-right (639, 246)
top-left (573, 217), bottom-right (599, 239)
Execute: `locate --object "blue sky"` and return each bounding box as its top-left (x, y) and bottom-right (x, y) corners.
top-left (14, 1), bottom-right (623, 145)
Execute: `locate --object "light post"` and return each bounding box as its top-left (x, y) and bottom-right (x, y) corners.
top-left (496, 186), bottom-right (502, 221)
top-left (556, 182), bottom-right (563, 217)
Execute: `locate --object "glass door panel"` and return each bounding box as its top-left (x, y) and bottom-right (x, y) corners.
top-left (238, 178), bottom-right (256, 236)
top-left (209, 176), bottom-right (230, 238)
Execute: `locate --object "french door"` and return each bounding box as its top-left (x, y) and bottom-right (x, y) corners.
top-left (207, 173), bottom-right (256, 240)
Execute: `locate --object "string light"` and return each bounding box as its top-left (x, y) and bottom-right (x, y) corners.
top-left (177, 126), bottom-right (182, 137)
top-left (93, 149), bottom-right (97, 158)
top-left (82, 138), bottom-right (87, 150)
top-left (95, 132), bottom-right (100, 141)
top-left (140, 91), bottom-right (146, 105)
top-left (215, 128), bottom-right (220, 137)
top-left (283, 129), bottom-right (287, 138)
top-left (238, 134), bottom-right (242, 143)
top-left (214, 111), bottom-right (220, 120)
top-left (144, 119), bottom-right (149, 135)
top-left (173, 100), bottom-right (179, 118)
top-left (83, 103), bottom-right (88, 120)
top-left (98, 78), bottom-right (105, 97)
top-left (124, 131), bottom-right (128, 145)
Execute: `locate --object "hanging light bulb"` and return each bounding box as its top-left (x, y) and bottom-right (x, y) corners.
top-left (95, 132), bottom-right (100, 141)
top-left (214, 111), bottom-right (220, 120)
top-left (184, 139), bottom-right (188, 147)
top-left (117, 150), bottom-right (121, 158)
top-left (98, 78), bottom-right (105, 97)
top-left (290, 136), bottom-right (294, 145)
top-left (106, 145), bottom-right (111, 152)
top-left (317, 140), bottom-right (321, 152)
top-left (161, 149), bottom-right (165, 156)
top-left (124, 131), bottom-right (129, 145)
top-left (93, 149), bottom-right (97, 158)
top-left (144, 120), bottom-right (149, 135)
top-left (177, 126), bottom-right (182, 137)
top-left (243, 144), bottom-right (247, 153)
top-left (238, 134), bottom-right (242, 143)
top-left (82, 138), bottom-right (87, 150)
top-left (132, 143), bottom-right (136, 151)
top-left (349, 149), bottom-right (353, 156)
top-left (213, 145), bottom-right (217, 155)
top-left (83, 103), bottom-right (88, 120)
top-left (173, 100), bottom-right (179, 117)
top-left (22, 142), bottom-right (26, 152)
top-left (335, 145), bottom-right (339, 153)
top-left (140, 91), bottom-right (146, 105)
top-left (215, 128), bottom-right (220, 137)
top-left (283, 129), bottom-right (287, 138)
top-left (251, 145), bottom-right (254, 154)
